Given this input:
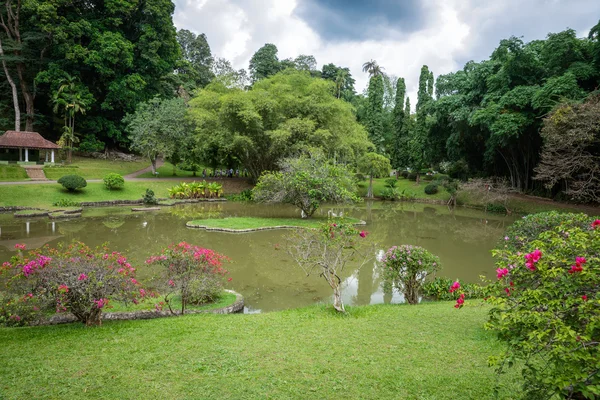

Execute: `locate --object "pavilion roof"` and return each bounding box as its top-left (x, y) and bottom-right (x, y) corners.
top-left (0, 131), bottom-right (61, 150)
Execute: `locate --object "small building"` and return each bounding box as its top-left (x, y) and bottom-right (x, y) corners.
top-left (0, 131), bottom-right (61, 164)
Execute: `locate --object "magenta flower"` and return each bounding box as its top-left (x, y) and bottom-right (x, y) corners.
top-left (78, 273), bottom-right (88, 281)
top-left (58, 284), bottom-right (69, 293)
top-left (14, 243), bottom-right (26, 250)
top-left (449, 281), bottom-right (460, 293)
top-left (94, 298), bottom-right (108, 309)
top-left (454, 293), bottom-right (465, 308)
top-left (496, 268), bottom-right (509, 279)
top-left (592, 219), bottom-right (600, 229)
top-left (359, 230), bottom-right (367, 238)
top-left (582, 295), bottom-right (588, 301)
top-left (168, 279), bottom-right (175, 287)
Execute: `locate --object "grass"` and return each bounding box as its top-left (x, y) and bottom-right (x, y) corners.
top-left (0, 164), bottom-right (28, 181)
top-left (187, 216), bottom-right (362, 231)
top-left (0, 301), bottom-right (521, 399)
top-left (0, 181), bottom-right (178, 208)
top-left (358, 177), bottom-right (449, 202)
top-left (136, 162), bottom-right (206, 179)
top-left (43, 156), bottom-right (149, 180)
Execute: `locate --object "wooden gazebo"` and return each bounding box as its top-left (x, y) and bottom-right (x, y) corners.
top-left (0, 131), bottom-right (60, 163)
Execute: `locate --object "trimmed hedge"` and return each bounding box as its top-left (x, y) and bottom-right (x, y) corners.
top-left (57, 175), bottom-right (87, 192)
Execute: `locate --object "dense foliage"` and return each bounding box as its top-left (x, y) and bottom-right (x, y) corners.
top-left (252, 152), bottom-right (359, 218)
top-left (103, 173), bottom-right (124, 191)
top-left (168, 181), bottom-right (223, 199)
top-left (484, 214), bottom-right (600, 398)
top-left (57, 175), bottom-right (87, 192)
top-left (0, 242), bottom-right (143, 326)
top-left (187, 70), bottom-right (372, 181)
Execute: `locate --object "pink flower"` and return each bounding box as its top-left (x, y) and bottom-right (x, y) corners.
top-left (78, 273), bottom-right (88, 281)
top-left (454, 293), bottom-right (465, 309)
top-left (569, 264), bottom-right (583, 274)
top-left (139, 288), bottom-right (146, 297)
top-left (575, 257), bottom-right (586, 266)
top-left (58, 284), bottom-right (69, 293)
top-left (592, 219), bottom-right (600, 229)
top-left (524, 249), bottom-right (542, 271)
top-left (130, 278), bottom-right (138, 285)
top-left (168, 280), bottom-right (175, 287)
top-left (449, 281), bottom-right (460, 293)
top-left (582, 295), bottom-right (588, 301)
top-left (227, 277), bottom-right (233, 282)
top-left (14, 243), bottom-right (26, 250)
top-left (496, 268), bottom-right (509, 280)
top-left (359, 231), bottom-right (368, 238)
top-left (504, 287), bottom-right (511, 296)
top-left (94, 298), bottom-right (108, 309)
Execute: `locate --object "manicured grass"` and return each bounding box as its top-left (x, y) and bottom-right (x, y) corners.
top-left (0, 164), bottom-right (28, 181)
top-left (43, 156), bottom-right (149, 180)
top-left (0, 302), bottom-right (521, 399)
top-left (136, 162), bottom-right (206, 178)
top-left (0, 181), bottom-right (177, 208)
top-left (187, 216), bottom-right (363, 231)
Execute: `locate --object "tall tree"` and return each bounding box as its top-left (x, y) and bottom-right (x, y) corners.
top-left (249, 43), bottom-right (280, 82)
top-left (0, 35), bottom-right (18, 130)
top-left (366, 74), bottom-right (385, 152)
top-left (176, 29), bottom-right (214, 88)
top-left (362, 59), bottom-right (384, 77)
top-left (321, 63), bottom-right (356, 101)
top-left (390, 78), bottom-right (406, 168)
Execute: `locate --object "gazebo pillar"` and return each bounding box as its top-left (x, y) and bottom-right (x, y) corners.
top-left (24, 148), bottom-right (29, 162)
top-left (51, 150), bottom-right (55, 163)
top-left (45, 151), bottom-right (49, 162)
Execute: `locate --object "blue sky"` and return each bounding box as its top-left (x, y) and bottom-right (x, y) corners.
top-left (173, 0), bottom-right (600, 100)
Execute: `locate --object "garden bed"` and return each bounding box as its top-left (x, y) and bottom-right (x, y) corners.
top-left (186, 217), bottom-right (365, 232)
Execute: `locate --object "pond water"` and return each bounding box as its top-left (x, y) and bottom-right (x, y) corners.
top-left (0, 202), bottom-right (517, 312)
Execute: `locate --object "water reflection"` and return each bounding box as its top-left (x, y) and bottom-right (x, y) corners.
top-left (0, 202), bottom-right (516, 312)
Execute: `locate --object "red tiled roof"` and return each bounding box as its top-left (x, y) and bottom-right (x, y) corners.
top-left (0, 131), bottom-right (61, 150)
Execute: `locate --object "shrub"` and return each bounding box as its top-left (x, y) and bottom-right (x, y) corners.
top-left (485, 203), bottom-right (506, 214)
top-left (0, 242), bottom-right (143, 326)
top-left (432, 173), bottom-right (449, 182)
top-left (400, 170), bottom-right (409, 178)
top-left (482, 216), bottom-right (600, 398)
top-left (384, 178), bottom-right (398, 188)
top-left (354, 172), bottom-right (366, 181)
top-left (381, 245), bottom-right (440, 304)
top-left (407, 172), bottom-right (418, 181)
top-left (424, 183), bottom-right (438, 195)
top-left (143, 189), bottom-right (158, 205)
top-left (57, 175), bottom-right (87, 192)
top-left (146, 242), bottom-right (229, 314)
top-left (227, 189), bottom-right (253, 202)
top-left (422, 277), bottom-right (485, 301)
top-left (52, 198), bottom-right (80, 207)
top-left (78, 134), bottom-right (105, 153)
top-left (103, 173), bottom-right (124, 190)
top-left (447, 159), bottom-right (469, 181)
top-left (380, 187), bottom-right (400, 201)
top-left (503, 211), bottom-right (593, 250)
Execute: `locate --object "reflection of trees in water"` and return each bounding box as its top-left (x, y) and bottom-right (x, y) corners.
top-left (102, 218), bottom-right (125, 230)
top-left (167, 204), bottom-right (223, 220)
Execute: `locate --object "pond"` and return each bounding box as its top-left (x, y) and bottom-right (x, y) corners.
top-left (0, 202), bottom-right (517, 312)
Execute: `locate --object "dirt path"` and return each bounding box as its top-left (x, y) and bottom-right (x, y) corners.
top-left (124, 159), bottom-right (164, 179)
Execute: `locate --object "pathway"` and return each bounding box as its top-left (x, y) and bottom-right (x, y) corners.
top-left (123, 158), bottom-right (164, 179)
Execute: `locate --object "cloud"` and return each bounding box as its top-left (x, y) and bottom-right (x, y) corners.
top-left (172, 0), bottom-right (600, 106)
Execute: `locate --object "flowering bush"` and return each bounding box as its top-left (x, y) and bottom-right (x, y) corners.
top-left (0, 242), bottom-right (143, 326)
top-left (422, 277), bottom-right (484, 301)
top-left (380, 245), bottom-right (440, 304)
top-left (287, 219), bottom-right (372, 312)
top-left (485, 214), bottom-right (600, 398)
top-left (146, 242), bottom-right (229, 314)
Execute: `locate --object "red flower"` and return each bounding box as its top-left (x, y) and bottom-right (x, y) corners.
top-left (582, 295), bottom-right (588, 301)
top-left (569, 264), bottom-right (583, 274)
top-left (524, 249), bottom-right (542, 271)
top-left (454, 293), bottom-right (465, 308)
top-left (449, 281), bottom-right (460, 293)
top-left (359, 230), bottom-right (368, 238)
top-left (592, 219), bottom-right (600, 229)
top-left (496, 268), bottom-right (509, 280)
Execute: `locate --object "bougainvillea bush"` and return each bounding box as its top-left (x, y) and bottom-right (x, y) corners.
top-left (482, 215), bottom-right (600, 399)
top-left (146, 242), bottom-right (230, 314)
top-left (380, 245), bottom-right (440, 304)
top-left (0, 242), bottom-right (143, 326)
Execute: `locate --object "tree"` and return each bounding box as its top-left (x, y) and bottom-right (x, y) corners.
top-left (535, 95), bottom-right (600, 203)
top-left (249, 43), bottom-right (281, 82)
top-left (358, 152), bottom-right (391, 198)
top-left (366, 75), bottom-right (385, 152)
top-left (188, 70), bottom-right (372, 182)
top-left (176, 29), bottom-right (215, 88)
top-left (124, 97), bottom-right (188, 174)
top-left (287, 220), bottom-right (372, 312)
top-left (321, 63), bottom-right (356, 101)
top-left (0, 35), bottom-right (18, 130)
top-left (293, 54), bottom-right (317, 71)
top-left (390, 77), bottom-right (406, 168)
top-left (362, 59), bottom-right (384, 77)
top-left (252, 152), bottom-right (359, 218)
top-left (212, 57), bottom-right (248, 89)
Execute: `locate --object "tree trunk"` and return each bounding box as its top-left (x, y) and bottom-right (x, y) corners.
top-left (85, 309), bottom-right (102, 326)
top-left (150, 157), bottom-right (157, 174)
top-left (16, 63), bottom-right (34, 131)
top-left (0, 38), bottom-right (20, 131)
top-left (368, 175), bottom-right (374, 198)
top-left (333, 285), bottom-right (345, 312)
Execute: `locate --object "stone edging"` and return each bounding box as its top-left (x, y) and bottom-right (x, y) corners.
top-left (186, 220), bottom-right (367, 233)
top-left (41, 289), bottom-right (244, 325)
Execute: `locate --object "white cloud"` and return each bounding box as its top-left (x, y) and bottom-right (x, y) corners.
top-left (173, 0), bottom-right (599, 108)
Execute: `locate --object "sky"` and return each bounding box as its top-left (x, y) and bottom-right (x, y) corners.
top-left (173, 0), bottom-right (600, 103)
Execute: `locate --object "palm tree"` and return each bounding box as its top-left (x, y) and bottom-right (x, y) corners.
top-left (362, 60), bottom-right (384, 77)
top-left (52, 74), bottom-right (88, 163)
top-left (334, 69), bottom-right (348, 99)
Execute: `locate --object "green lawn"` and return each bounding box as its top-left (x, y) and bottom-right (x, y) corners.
top-left (358, 177), bottom-right (450, 202)
top-left (0, 164), bottom-right (28, 181)
top-left (187, 216), bottom-right (363, 231)
top-left (136, 162), bottom-right (206, 178)
top-left (0, 181), bottom-right (177, 208)
top-left (0, 302), bottom-right (521, 399)
top-left (43, 156), bottom-right (149, 180)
